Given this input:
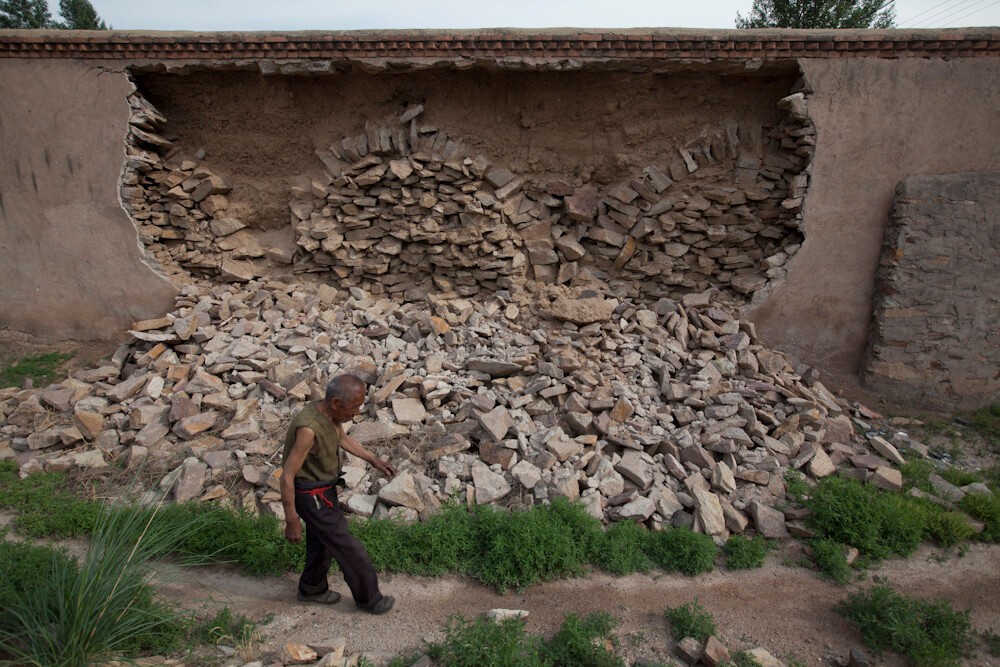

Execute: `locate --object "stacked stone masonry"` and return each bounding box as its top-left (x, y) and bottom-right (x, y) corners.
top-left (864, 172), bottom-right (1000, 411)
top-left (120, 88), bottom-right (813, 307)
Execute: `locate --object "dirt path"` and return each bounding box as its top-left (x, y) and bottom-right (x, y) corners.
top-left (153, 543), bottom-right (1000, 666)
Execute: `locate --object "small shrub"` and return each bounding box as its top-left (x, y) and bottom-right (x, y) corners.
top-left (958, 492), bottom-right (1000, 543)
top-left (591, 521), bottom-right (653, 575)
top-left (664, 600), bottom-right (715, 642)
top-left (646, 527), bottom-right (717, 575)
top-left (540, 611), bottom-right (624, 667)
top-left (723, 536), bottom-right (771, 570)
top-left (837, 585), bottom-right (974, 667)
top-left (969, 402), bottom-right (1000, 450)
top-left (805, 477), bottom-right (924, 560)
top-left (809, 538), bottom-right (852, 585)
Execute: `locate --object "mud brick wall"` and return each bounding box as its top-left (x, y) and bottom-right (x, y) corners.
top-left (864, 172), bottom-right (1000, 410)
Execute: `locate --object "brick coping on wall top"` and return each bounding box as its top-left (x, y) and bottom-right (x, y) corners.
top-left (1, 28), bottom-right (998, 60)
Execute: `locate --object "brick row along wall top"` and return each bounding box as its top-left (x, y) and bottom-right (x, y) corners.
top-left (1, 29), bottom-right (999, 60)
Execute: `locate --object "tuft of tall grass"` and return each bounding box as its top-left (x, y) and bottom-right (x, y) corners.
top-left (590, 520), bottom-right (654, 575)
top-left (646, 527), bottom-right (717, 575)
top-left (837, 585), bottom-right (974, 667)
top-left (808, 538), bottom-right (852, 585)
top-left (0, 503), bottom-right (194, 666)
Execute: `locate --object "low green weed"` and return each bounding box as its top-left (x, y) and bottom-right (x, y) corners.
top-left (0, 352), bottom-right (72, 388)
top-left (784, 469), bottom-right (810, 502)
top-left (923, 511), bottom-right (976, 548)
top-left (664, 600), bottom-right (715, 642)
top-left (723, 536), bottom-right (771, 570)
top-left (837, 585), bottom-right (974, 667)
top-left (809, 538), bottom-right (852, 585)
top-left (939, 468), bottom-right (981, 488)
top-left (969, 402), bottom-right (1000, 451)
top-left (540, 611), bottom-right (623, 667)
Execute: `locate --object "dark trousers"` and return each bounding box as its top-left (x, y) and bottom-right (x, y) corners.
top-left (294, 482), bottom-right (383, 607)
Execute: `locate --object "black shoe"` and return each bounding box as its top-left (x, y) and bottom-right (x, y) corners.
top-left (359, 595), bottom-right (395, 614)
top-left (297, 589), bottom-right (342, 604)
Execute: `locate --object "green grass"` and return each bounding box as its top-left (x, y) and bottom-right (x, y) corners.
top-left (0, 462), bottom-right (718, 593)
top-left (664, 600), bottom-right (715, 642)
top-left (723, 536), bottom-right (772, 570)
top-left (426, 612), bottom-right (624, 667)
top-left (901, 460), bottom-right (936, 493)
top-left (0, 352), bottom-right (72, 388)
top-left (837, 585), bottom-right (974, 667)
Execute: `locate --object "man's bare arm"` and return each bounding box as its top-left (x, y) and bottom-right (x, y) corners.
top-left (280, 426), bottom-right (315, 543)
top-left (338, 426), bottom-right (396, 477)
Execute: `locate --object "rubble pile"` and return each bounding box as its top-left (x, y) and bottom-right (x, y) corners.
top-left (119, 87), bottom-right (812, 305)
top-left (1, 274), bottom-right (924, 543)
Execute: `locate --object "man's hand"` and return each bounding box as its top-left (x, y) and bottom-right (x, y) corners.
top-left (371, 457), bottom-right (396, 478)
top-left (284, 518), bottom-right (303, 544)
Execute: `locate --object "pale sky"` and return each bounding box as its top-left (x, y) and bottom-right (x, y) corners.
top-left (74, 0), bottom-right (1000, 31)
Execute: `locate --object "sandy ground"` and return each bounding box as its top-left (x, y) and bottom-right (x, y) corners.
top-left (149, 542), bottom-right (1000, 667)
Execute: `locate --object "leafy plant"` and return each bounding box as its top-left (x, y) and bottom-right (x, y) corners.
top-left (665, 600), bottom-right (715, 642)
top-left (0, 352), bottom-right (72, 388)
top-left (837, 585), bottom-right (974, 667)
top-left (723, 536), bottom-right (771, 570)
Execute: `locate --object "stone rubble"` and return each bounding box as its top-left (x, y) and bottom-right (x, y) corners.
top-left (3, 268), bottom-right (974, 545)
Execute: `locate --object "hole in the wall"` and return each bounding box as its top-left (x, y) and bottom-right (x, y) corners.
top-left (121, 64), bottom-right (813, 309)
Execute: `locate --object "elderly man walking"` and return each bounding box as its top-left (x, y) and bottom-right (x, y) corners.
top-left (280, 373), bottom-right (396, 614)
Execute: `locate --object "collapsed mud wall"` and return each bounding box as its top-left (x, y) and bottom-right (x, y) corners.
top-left (123, 67), bottom-right (810, 308)
top-left (2, 29), bottom-right (1000, 410)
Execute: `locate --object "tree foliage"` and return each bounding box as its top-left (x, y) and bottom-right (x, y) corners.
top-left (736, 0), bottom-right (896, 29)
top-left (56, 0), bottom-right (106, 29)
top-left (0, 0), bottom-right (108, 29)
top-left (0, 0), bottom-right (51, 28)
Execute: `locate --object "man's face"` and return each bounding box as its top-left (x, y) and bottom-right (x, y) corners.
top-left (328, 392), bottom-right (365, 424)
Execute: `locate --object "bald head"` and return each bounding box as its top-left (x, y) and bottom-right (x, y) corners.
top-left (325, 374), bottom-right (366, 403)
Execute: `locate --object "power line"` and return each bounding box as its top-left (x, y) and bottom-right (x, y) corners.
top-left (912, 0), bottom-right (993, 26)
top-left (897, 0), bottom-right (962, 25)
top-left (927, 0), bottom-right (1000, 25)
top-left (905, 0), bottom-right (986, 26)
